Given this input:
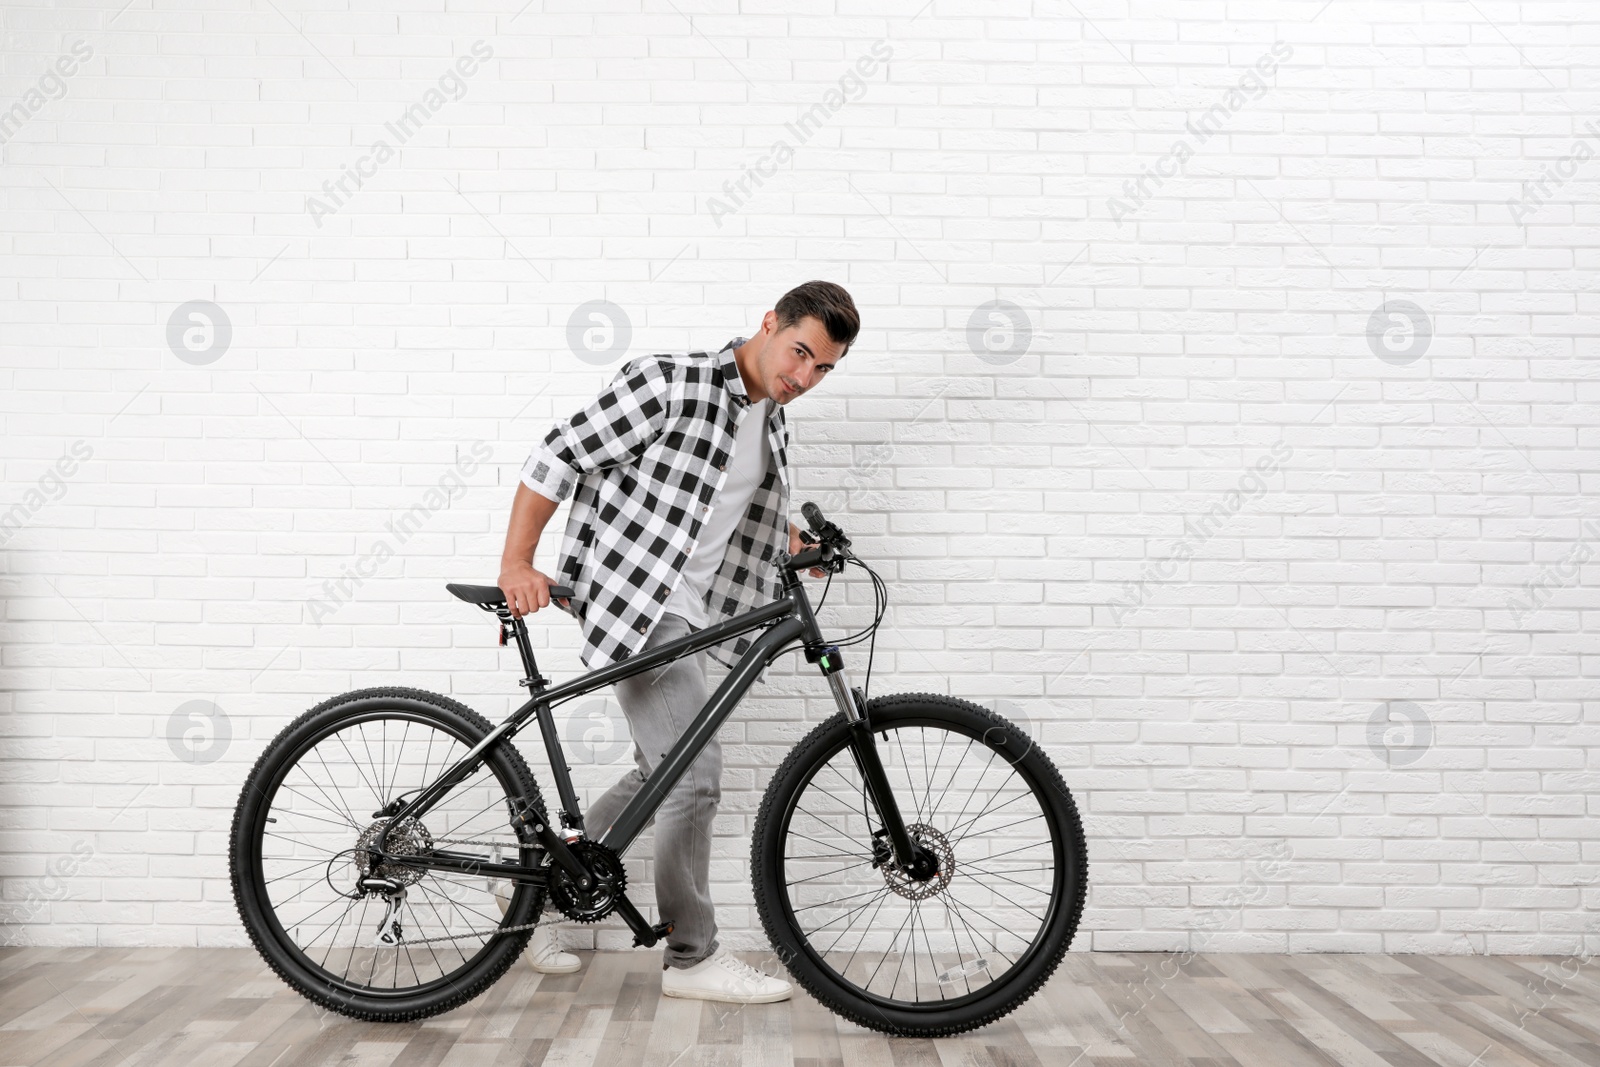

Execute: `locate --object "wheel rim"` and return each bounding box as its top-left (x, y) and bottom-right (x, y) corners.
top-left (241, 709), bottom-right (540, 997)
top-left (775, 715), bottom-right (1067, 1012)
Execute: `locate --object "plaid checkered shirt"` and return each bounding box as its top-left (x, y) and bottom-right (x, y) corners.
top-left (519, 337), bottom-right (793, 672)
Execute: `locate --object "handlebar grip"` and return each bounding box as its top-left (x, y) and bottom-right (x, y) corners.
top-left (801, 500), bottom-right (851, 551)
top-left (784, 543), bottom-right (833, 572)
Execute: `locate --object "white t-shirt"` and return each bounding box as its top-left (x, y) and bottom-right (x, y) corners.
top-left (663, 396), bottom-right (774, 629)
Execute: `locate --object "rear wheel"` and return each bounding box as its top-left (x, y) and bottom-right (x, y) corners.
top-left (229, 688), bottom-right (548, 1021)
top-left (752, 692), bottom-right (1087, 1036)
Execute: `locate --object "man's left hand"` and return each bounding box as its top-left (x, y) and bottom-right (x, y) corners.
top-left (789, 521), bottom-right (827, 579)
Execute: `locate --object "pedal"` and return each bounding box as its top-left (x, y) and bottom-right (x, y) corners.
top-left (633, 920), bottom-right (674, 948)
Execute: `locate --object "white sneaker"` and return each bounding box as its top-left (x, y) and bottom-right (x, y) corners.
top-left (660, 949), bottom-right (793, 1004)
top-left (492, 879), bottom-right (581, 974)
top-left (523, 921), bottom-right (581, 974)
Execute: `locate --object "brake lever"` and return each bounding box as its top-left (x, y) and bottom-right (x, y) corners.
top-left (804, 522), bottom-right (850, 551)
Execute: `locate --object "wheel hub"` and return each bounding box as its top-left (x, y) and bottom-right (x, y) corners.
top-left (353, 816), bottom-right (434, 887)
top-left (876, 823), bottom-right (955, 900)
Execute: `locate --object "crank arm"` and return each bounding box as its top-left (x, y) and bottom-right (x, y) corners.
top-left (520, 813), bottom-right (595, 888)
top-left (612, 891), bottom-right (674, 948)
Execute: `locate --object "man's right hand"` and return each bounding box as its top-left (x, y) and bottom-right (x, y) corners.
top-left (498, 561), bottom-right (569, 619)
top-left (499, 486), bottom-right (566, 618)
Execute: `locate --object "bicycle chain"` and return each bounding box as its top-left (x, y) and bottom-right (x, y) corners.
top-left (395, 920), bottom-right (548, 946)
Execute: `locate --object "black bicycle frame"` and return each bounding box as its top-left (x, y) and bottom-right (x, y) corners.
top-left (375, 563), bottom-right (920, 945)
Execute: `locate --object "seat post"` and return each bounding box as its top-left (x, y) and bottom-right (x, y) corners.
top-left (494, 605), bottom-right (585, 833)
top-left (497, 608), bottom-right (549, 691)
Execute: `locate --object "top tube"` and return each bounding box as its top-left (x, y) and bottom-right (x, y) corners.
top-left (522, 593), bottom-right (803, 711)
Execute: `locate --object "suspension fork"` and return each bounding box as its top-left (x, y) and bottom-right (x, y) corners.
top-left (812, 645), bottom-right (919, 869)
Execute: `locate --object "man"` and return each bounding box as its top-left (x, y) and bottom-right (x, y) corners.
top-left (495, 281), bottom-right (859, 1003)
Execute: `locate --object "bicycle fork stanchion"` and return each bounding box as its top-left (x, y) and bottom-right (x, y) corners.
top-left (811, 643), bottom-right (923, 872)
top-left (785, 555), bottom-right (924, 875)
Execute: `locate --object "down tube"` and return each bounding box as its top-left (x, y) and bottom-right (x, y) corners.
top-left (596, 615), bottom-right (807, 856)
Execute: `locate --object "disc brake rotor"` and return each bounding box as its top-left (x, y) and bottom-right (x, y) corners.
top-left (879, 823), bottom-right (955, 901)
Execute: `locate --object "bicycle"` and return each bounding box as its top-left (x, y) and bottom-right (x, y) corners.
top-left (229, 502), bottom-right (1088, 1036)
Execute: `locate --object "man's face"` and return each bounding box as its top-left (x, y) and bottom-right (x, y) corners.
top-left (754, 312), bottom-right (846, 405)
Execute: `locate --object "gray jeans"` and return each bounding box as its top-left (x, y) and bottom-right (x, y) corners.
top-left (549, 611), bottom-right (721, 970)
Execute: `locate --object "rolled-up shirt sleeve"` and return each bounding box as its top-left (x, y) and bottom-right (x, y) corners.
top-left (519, 356), bottom-right (673, 504)
top-left (519, 440), bottom-right (578, 503)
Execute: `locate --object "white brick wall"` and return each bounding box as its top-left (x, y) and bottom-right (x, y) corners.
top-left (2, 0), bottom-right (1597, 956)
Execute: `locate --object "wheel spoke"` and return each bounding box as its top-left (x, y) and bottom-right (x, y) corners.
top-left (942, 889), bottom-right (1020, 972)
top-left (792, 803), bottom-right (861, 843)
top-left (807, 885), bottom-right (895, 941)
top-left (785, 829), bottom-right (873, 862)
top-left (960, 867), bottom-right (1053, 896)
top-left (336, 730), bottom-right (385, 812)
top-left (786, 857), bottom-right (875, 888)
top-left (866, 905), bottom-right (917, 992)
top-left (793, 886), bottom-right (890, 913)
top-left (832, 885), bottom-right (896, 971)
top-left (310, 747), bottom-right (362, 827)
top-left (263, 857), bottom-right (331, 886)
top-left (275, 781), bottom-right (362, 830)
top-left (944, 782), bottom-right (1031, 844)
top-left (919, 727), bottom-right (948, 832)
top-left (892, 730), bottom-right (923, 825)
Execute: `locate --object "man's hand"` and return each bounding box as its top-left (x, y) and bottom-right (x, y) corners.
top-left (498, 560), bottom-right (570, 619)
top-left (789, 521), bottom-right (827, 579)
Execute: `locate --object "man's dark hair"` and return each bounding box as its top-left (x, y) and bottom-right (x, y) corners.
top-left (773, 280), bottom-right (860, 357)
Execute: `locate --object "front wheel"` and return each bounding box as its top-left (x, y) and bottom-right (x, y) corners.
top-left (752, 692), bottom-right (1088, 1036)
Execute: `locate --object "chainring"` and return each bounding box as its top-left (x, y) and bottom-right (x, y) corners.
top-left (547, 840), bottom-right (627, 923)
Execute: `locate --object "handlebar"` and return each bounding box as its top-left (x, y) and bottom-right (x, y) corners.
top-left (784, 542), bottom-right (838, 573)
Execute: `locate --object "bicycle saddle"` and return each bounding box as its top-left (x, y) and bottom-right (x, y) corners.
top-left (446, 582), bottom-right (574, 606)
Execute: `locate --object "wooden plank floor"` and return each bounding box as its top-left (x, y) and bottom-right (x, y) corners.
top-left (1, 946), bottom-right (1597, 1067)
